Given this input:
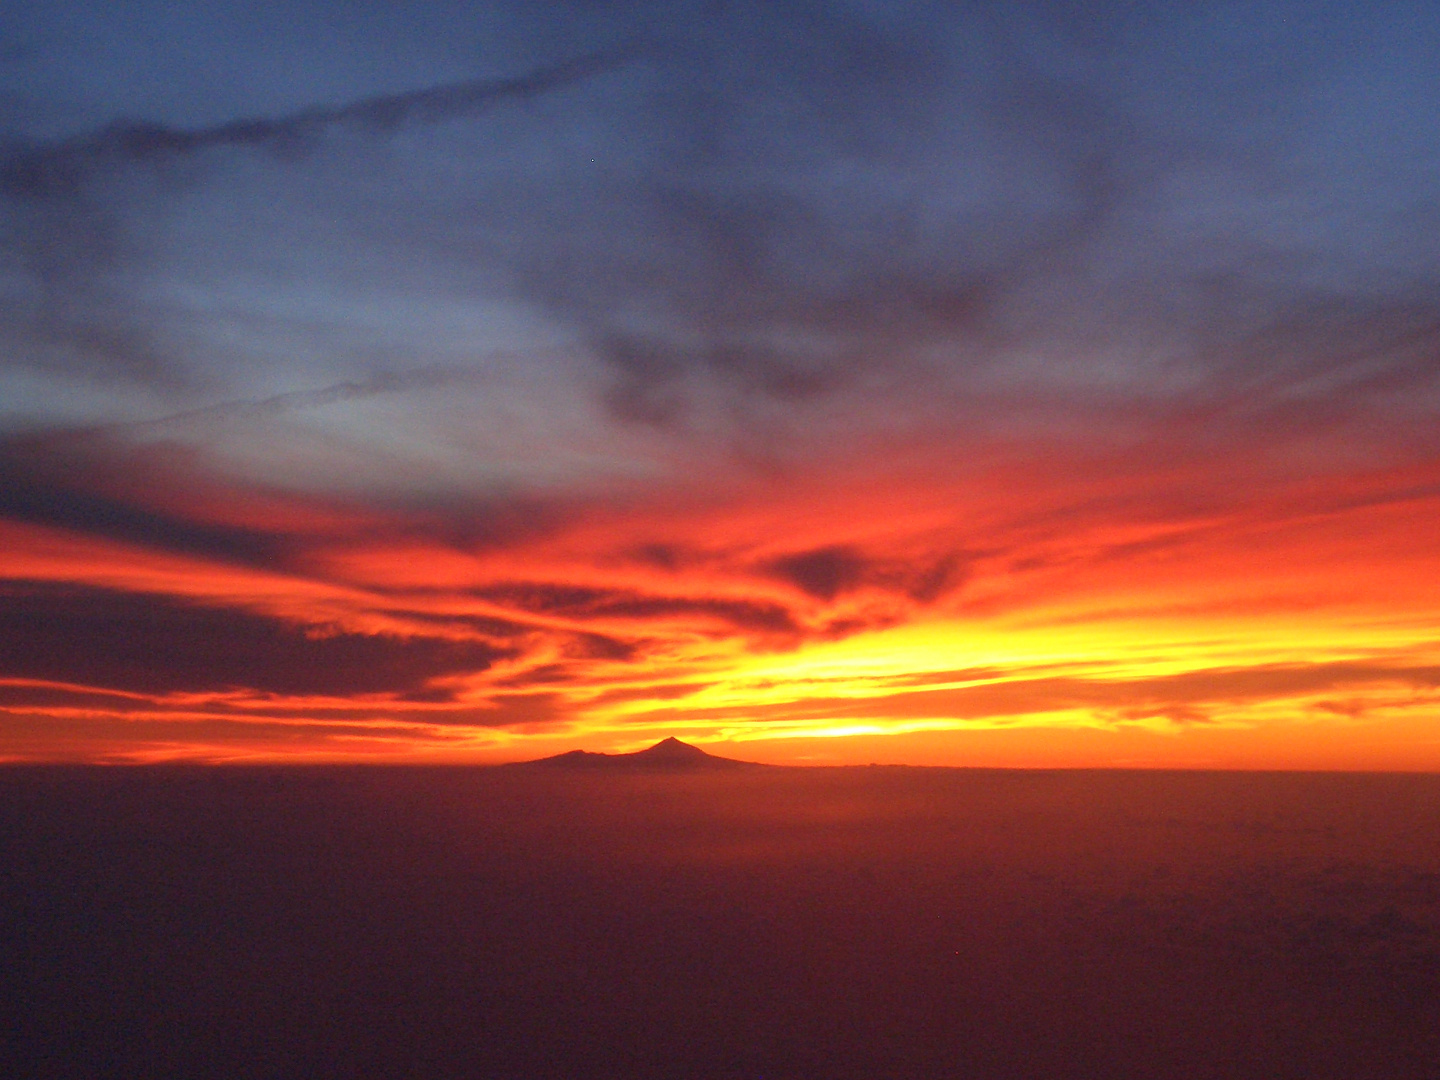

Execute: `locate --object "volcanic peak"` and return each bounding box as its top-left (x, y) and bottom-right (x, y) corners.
top-left (522, 737), bottom-right (754, 770)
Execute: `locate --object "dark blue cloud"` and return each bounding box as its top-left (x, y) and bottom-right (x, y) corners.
top-left (0, 580), bottom-right (512, 696)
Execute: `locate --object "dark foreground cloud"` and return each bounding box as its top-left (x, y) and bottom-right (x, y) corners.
top-left (761, 545), bottom-right (965, 603)
top-left (0, 581), bottom-right (508, 697)
top-left (0, 434), bottom-right (296, 568)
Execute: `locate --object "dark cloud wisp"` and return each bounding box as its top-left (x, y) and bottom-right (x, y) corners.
top-left (0, 581), bottom-right (508, 698)
top-left (0, 47), bottom-right (638, 199)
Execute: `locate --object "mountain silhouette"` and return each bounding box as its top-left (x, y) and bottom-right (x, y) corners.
top-left (518, 737), bottom-right (758, 770)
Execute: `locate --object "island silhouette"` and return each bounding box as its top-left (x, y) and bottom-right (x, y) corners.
top-left (518, 735), bottom-right (760, 770)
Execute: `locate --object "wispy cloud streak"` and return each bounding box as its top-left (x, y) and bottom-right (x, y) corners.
top-left (1, 48), bottom-right (638, 198)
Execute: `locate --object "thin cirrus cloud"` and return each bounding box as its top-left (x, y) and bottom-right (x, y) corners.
top-left (2, 1), bottom-right (1440, 763)
top-left (0, 48), bottom-right (636, 200)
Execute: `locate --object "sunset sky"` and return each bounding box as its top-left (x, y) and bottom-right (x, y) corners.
top-left (3, 1), bottom-right (1440, 766)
